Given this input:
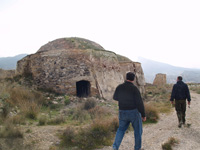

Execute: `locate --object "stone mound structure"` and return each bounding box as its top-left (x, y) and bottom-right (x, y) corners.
top-left (17, 37), bottom-right (145, 99)
top-left (153, 73), bottom-right (167, 86)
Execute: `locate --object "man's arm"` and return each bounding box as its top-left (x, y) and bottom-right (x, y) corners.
top-left (170, 85), bottom-right (176, 103)
top-left (185, 84), bottom-right (191, 102)
top-left (135, 88), bottom-right (145, 118)
top-left (113, 86), bottom-right (119, 101)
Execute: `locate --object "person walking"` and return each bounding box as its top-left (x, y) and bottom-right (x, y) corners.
top-left (112, 72), bottom-right (146, 150)
top-left (170, 76), bottom-right (191, 128)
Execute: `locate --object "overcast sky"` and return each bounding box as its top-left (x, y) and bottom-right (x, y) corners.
top-left (0, 0), bottom-right (200, 69)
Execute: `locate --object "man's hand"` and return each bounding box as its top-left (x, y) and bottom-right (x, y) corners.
top-left (188, 101), bottom-right (191, 108)
top-left (142, 117), bottom-right (146, 122)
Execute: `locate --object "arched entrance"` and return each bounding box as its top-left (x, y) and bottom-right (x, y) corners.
top-left (76, 80), bottom-right (91, 97)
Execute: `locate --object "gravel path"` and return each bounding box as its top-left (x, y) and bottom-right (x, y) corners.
top-left (98, 92), bottom-right (200, 150)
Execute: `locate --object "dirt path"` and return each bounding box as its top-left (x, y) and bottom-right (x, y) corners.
top-left (99, 92), bottom-right (200, 150)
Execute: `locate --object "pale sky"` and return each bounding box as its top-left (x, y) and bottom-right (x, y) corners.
top-left (0, 0), bottom-right (200, 68)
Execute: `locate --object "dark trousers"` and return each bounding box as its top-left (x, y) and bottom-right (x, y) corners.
top-left (175, 100), bottom-right (186, 124)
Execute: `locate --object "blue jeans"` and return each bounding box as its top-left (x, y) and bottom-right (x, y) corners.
top-left (113, 109), bottom-right (143, 150)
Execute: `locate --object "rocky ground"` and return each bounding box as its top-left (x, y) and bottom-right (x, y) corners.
top-left (98, 91), bottom-right (200, 150)
top-left (1, 92), bottom-right (200, 150)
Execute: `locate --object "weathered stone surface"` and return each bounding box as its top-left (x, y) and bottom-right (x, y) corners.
top-left (0, 68), bottom-right (15, 79)
top-left (17, 37), bottom-right (145, 100)
top-left (153, 73), bottom-right (167, 86)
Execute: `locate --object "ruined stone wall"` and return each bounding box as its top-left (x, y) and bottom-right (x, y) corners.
top-left (153, 73), bottom-right (167, 86)
top-left (119, 61), bottom-right (146, 94)
top-left (0, 69), bottom-right (15, 79)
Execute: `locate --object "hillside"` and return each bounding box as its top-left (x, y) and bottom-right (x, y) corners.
top-left (138, 57), bottom-right (200, 83)
top-left (0, 54), bottom-right (27, 70)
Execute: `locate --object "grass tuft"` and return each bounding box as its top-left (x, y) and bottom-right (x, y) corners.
top-left (83, 98), bottom-right (97, 110)
top-left (144, 103), bottom-right (159, 123)
top-left (60, 117), bottom-right (118, 149)
top-left (162, 137), bottom-right (179, 150)
top-left (0, 123), bottom-right (23, 138)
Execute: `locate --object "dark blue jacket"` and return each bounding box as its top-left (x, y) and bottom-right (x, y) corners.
top-left (113, 81), bottom-right (145, 117)
top-left (170, 80), bottom-right (191, 101)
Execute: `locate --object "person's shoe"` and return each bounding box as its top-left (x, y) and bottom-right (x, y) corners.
top-left (178, 122), bottom-right (182, 128)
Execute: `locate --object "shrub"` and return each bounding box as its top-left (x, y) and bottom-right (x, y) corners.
top-left (162, 137), bottom-right (179, 150)
top-left (144, 103), bottom-right (159, 123)
top-left (1, 103), bottom-right (10, 119)
top-left (38, 115), bottom-right (47, 126)
top-left (8, 115), bottom-right (25, 125)
top-left (23, 101), bottom-right (40, 120)
top-left (88, 106), bottom-right (110, 120)
top-left (68, 106), bottom-right (90, 123)
top-left (84, 98), bottom-right (97, 110)
top-left (7, 87), bottom-right (43, 120)
top-left (49, 103), bottom-right (62, 110)
top-left (61, 127), bottom-right (75, 147)
top-left (110, 116), bottom-right (119, 132)
top-left (64, 95), bottom-right (70, 105)
top-left (47, 115), bottom-right (65, 125)
top-left (0, 123), bottom-right (23, 138)
top-left (60, 118), bottom-right (117, 149)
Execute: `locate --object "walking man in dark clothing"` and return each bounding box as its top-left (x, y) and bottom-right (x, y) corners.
top-left (112, 72), bottom-right (146, 150)
top-left (170, 76), bottom-right (191, 128)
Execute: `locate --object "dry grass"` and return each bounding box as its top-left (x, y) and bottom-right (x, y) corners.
top-left (189, 83), bottom-right (200, 94)
top-left (0, 122), bottom-right (23, 138)
top-left (7, 87), bottom-right (44, 119)
top-left (144, 103), bottom-right (159, 123)
top-left (60, 117), bottom-right (118, 150)
top-left (162, 137), bottom-right (179, 150)
top-left (83, 98), bottom-right (97, 110)
top-left (47, 115), bottom-right (66, 125)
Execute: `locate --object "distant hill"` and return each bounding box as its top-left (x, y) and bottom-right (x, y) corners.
top-left (138, 57), bottom-right (200, 83)
top-left (0, 54), bottom-right (28, 70)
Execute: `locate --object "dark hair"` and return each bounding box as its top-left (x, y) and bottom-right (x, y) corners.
top-left (126, 72), bottom-right (135, 81)
top-left (177, 76), bottom-right (183, 81)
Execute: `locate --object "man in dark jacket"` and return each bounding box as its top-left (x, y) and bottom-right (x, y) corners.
top-left (112, 72), bottom-right (146, 150)
top-left (170, 76), bottom-right (191, 128)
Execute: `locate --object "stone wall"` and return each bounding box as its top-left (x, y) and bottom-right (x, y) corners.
top-left (0, 69), bottom-right (15, 79)
top-left (16, 38), bottom-right (146, 100)
top-left (153, 73), bottom-right (167, 86)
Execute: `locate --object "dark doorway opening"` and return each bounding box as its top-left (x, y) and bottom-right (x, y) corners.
top-left (76, 80), bottom-right (91, 97)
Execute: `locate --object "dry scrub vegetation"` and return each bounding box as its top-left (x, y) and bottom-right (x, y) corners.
top-left (1, 76), bottom-right (198, 150)
top-left (143, 84), bottom-right (173, 123)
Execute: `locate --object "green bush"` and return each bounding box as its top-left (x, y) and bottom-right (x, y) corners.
top-left (64, 96), bottom-right (70, 105)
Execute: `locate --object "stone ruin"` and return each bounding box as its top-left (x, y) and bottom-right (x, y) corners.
top-left (16, 37), bottom-right (146, 100)
top-left (0, 69), bottom-right (15, 79)
top-left (153, 73), bottom-right (167, 86)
